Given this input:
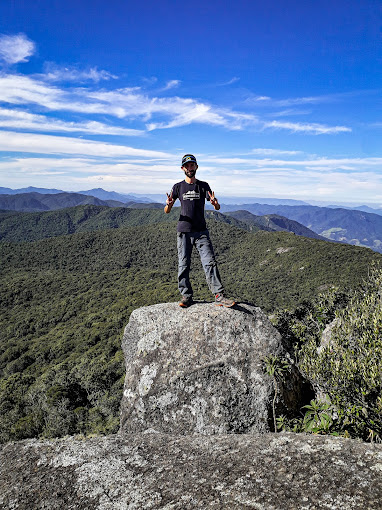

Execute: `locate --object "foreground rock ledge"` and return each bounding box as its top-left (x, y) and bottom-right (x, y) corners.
top-left (120, 302), bottom-right (307, 435)
top-left (1, 433), bottom-right (382, 509)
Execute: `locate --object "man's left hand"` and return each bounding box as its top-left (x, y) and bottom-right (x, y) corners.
top-left (208, 191), bottom-right (220, 210)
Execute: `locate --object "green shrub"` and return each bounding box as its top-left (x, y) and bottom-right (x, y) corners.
top-left (298, 266), bottom-right (382, 441)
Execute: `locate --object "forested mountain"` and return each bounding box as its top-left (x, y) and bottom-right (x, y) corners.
top-left (0, 206), bottom-right (242, 241)
top-left (0, 205), bottom-right (324, 242)
top-left (327, 204), bottom-right (382, 216)
top-left (3, 187), bottom-right (382, 253)
top-left (0, 186), bottom-right (150, 204)
top-left (225, 211), bottom-right (326, 240)
top-left (77, 188), bottom-right (150, 203)
top-left (1, 217), bottom-right (380, 443)
top-left (0, 192), bottom-right (128, 212)
top-left (220, 203), bottom-right (382, 252)
top-left (0, 186), bottom-right (64, 195)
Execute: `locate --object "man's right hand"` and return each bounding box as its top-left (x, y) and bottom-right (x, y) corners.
top-left (166, 192), bottom-right (174, 206)
top-left (164, 192), bottom-right (174, 213)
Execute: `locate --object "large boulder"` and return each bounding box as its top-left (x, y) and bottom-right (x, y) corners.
top-left (1, 433), bottom-right (382, 509)
top-left (120, 302), bottom-right (307, 435)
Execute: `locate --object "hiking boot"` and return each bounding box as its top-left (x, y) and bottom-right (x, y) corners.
top-left (215, 293), bottom-right (235, 308)
top-left (179, 296), bottom-right (193, 308)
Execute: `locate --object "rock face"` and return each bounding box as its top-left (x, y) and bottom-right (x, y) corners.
top-left (120, 302), bottom-right (307, 435)
top-left (1, 433), bottom-right (382, 509)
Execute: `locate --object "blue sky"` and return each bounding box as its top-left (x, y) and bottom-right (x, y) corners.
top-left (0, 0), bottom-right (381, 204)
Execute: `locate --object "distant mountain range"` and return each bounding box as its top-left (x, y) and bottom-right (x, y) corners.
top-left (2, 185), bottom-right (382, 212)
top-left (1, 186), bottom-right (382, 253)
top-left (0, 187), bottom-right (313, 206)
top-left (219, 203), bottom-right (382, 253)
top-left (224, 211), bottom-right (326, 241)
top-left (0, 192), bottom-right (123, 211)
top-left (0, 190), bottom-right (163, 212)
top-left (0, 187), bottom-right (152, 204)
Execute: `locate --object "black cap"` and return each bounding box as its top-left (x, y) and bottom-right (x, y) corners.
top-left (181, 154), bottom-right (197, 166)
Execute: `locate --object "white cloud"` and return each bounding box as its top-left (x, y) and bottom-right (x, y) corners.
top-left (0, 157), bottom-right (178, 176)
top-left (0, 155), bottom-right (181, 193)
top-left (203, 154), bottom-right (382, 173)
top-left (275, 95), bottom-right (333, 106)
top-left (146, 103), bottom-right (255, 131)
top-left (217, 77), bottom-right (240, 86)
top-left (0, 107), bottom-right (144, 136)
top-left (2, 152), bottom-right (382, 202)
top-left (269, 109), bottom-right (311, 117)
top-left (245, 91), bottom-right (357, 108)
top-left (0, 74), bottom-right (352, 135)
top-left (162, 80), bottom-right (181, 90)
top-left (41, 63), bottom-right (118, 83)
top-left (0, 131), bottom-right (170, 158)
top-left (251, 148), bottom-right (303, 156)
top-left (0, 34), bottom-right (36, 64)
top-left (265, 120), bottom-right (351, 134)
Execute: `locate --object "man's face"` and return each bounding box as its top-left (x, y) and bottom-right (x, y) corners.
top-left (182, 161), bottom-right (197, 178)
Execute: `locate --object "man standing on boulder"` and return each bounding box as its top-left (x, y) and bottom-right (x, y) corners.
top-left (164, 154), bottom-right (235, 308)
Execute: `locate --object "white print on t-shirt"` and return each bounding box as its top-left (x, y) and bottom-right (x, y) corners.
top-left (182, 190), bottom-right (200, 201)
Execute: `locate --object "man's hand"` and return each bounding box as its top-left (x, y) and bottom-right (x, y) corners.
top-left (166, 192), bottom-right (174, 206)
top-left (208, 191), bottom-right (220, 210)
top-left (164, 192), bottom-right (174, 213)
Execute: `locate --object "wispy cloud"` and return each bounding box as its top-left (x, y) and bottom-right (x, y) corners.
top-left (0, 33), bottom-right (36, 64)
top-left (0, 155), bottom-right (180, 193)
top-left (162, 80), bottom-right (181, 91)
top-left (244, 92), bottom-right (343, 108)
top-left (251, 148), bottom-right (303, 156)
top-left (41, 63), bottom-right (118, 83)
top-left (204, 154), bottom-right (382, 171)
top-left (2, 152), bottom-right (382, 201)
top-left (264, 120), bottom-right (351, 134)
top-left (269, 109), bottom-right (311, 117)
top-left (218, 77), bottom-right (240, 86)
top-left (0, 107), bottom-right (144, 136)
top-left (0, 75), bottom-right (128, 116)
top-left (0, 131), bottom-right (170, 158)
top-left (0, 73), bottom-right (352, 135)
top-left (247, 90), bottom-right (374, 108)
top-left (146, 105), bottom-right (258, 131)
top-left (275, 95), bottom-right (335, 106)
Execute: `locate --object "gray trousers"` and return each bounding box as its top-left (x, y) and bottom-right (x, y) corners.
top-left (177, 230), bottom-right (224, 297)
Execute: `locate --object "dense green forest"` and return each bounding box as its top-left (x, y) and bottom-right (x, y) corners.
top-left (0, 204), bottom-right (327, 243)
top-left (0, 205), bottom-right (258, 242)
top-left (1, 209), bottom-right (381, 442)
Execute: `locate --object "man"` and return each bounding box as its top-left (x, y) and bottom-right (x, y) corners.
top-left (164, 154), bottom-right (235, 308)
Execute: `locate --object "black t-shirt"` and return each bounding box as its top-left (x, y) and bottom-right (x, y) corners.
top-left (171, 179), bottom-right (212, 232)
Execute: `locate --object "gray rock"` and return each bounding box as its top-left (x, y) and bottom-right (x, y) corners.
top-left (318, 318), bottom-right (340, 355)
top-left (314, 318), bottom-right (341, 404)
top-left (120, 303), bottom-right (306, 435)
top-left (1, 433), bottom-right (382, 509)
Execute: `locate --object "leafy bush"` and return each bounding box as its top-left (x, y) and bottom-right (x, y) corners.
top-left (263, 355), bottom-right (290, 432)
top-left (297, 266), bottom-right (382, 441)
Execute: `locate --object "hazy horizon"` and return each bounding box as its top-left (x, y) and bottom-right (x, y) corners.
top-left (2, 184), bottom-right (382, 209)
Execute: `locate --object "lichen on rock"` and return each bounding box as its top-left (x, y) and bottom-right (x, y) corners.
top-left (1, 433), bottom-right (382, 509)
